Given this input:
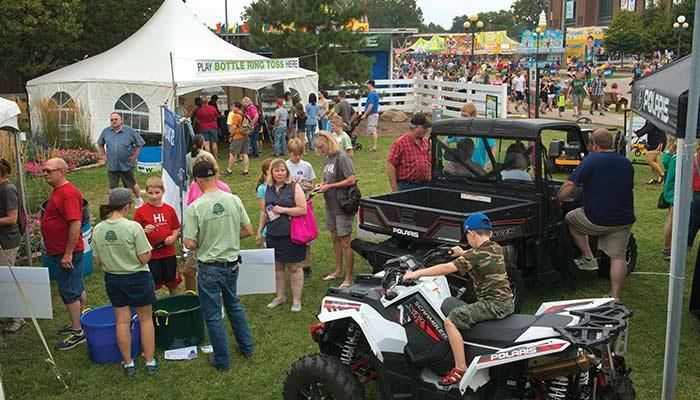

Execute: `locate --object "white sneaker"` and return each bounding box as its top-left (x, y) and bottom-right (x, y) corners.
top-left (291, 302), bottom-right (302, 312)
top-left (574, 257), bottom-right (599, 271)
top-left (267, 297), bottom-right (286, 309)
top-left (134, 197), bottom-right (144, 208)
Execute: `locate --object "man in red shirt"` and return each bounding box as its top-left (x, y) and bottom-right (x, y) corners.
top-left (193, 97), bottom-right (220, 157)
top-left (387, 114), bottom-right (432, 192)
top-left (134, 177), bottom-right (181, 295)
top-left (40, 158), bottom-right (87, 351)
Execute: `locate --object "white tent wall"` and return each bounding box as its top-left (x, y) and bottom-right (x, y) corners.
top-left (25, 0), bottom-right (318, 141)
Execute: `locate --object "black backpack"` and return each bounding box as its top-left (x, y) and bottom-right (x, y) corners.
top-left (334, 155), bottom-right (361, 214)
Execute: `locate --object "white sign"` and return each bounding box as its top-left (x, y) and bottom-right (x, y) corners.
top-left (195, 58), bottom-right (300, 75)
top-left (165, 346), bottom-right (198, 360)
top-left (238, 249), bottom-right (276, 296)
top-left (565, 0), bottom-right (575, 19)
top-left (0, 266), bottom-right (52, 319)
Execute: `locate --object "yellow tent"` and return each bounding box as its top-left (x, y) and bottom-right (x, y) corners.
top-left (424, 35), bottom-right (447, 52)
top-left (409, 37), bottom-right (429, 52)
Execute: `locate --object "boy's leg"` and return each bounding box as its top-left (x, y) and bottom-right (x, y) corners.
top-left (444, 319), bottom-right (467, 371)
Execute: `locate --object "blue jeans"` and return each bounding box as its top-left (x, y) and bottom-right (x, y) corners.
top-left (273, 127), bottom-right (288, 156)
top-left (320, 116), bottom-right (329, 131)
top-left (197, 262), bottom-right (253, 370)
top-left (305, 125), bottom-right (317, 150)
top-left (249, 125), bottom-right (260, 158)
top-left (397, 181), bottom-right (428, 191)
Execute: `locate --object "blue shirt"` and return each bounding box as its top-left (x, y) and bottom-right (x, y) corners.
top-left (365, 90), bottom-right (379, 114)
top-left (472, 138), bottom-right (497, 168)
top-left (305, 103), bottom-right (319, 126)
top-left (97, 125), bottom-right (145, 172)
top-left (568, 151), bottom-right (636, 226)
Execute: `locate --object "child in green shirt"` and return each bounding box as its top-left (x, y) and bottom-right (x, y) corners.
top-left (93, 188), bottom-right (158, 377)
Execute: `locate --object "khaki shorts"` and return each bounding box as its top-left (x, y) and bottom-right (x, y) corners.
top-left (366, 114), bottom-right (379, 135)
top-left (229, 138), bottom-right (250, 156)
top-left (565, 207), bottom-right (632, 259)
top-left (326, 212), bottom-right (354, 237)
top-left (449, 298), bottom-right (514, 330)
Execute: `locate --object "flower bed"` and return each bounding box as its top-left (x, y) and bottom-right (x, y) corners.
top-left (24, 148), bottom-right (100, 177)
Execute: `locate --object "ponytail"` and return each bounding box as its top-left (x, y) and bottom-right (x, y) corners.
top-left (0, 159), bottom-right (11, 177)
top-left (99, 204), bottom-right (114, 221)
top-left (190, 134), bottom-right (205, 158)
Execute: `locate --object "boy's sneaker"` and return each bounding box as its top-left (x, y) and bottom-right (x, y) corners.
top-left (122, 360), bottom-right (137, 378)
top-left (662, 248), bottom-right (672, 261)
top-left (574, 257), bottom-right (599, 271)
top-left (144, 358), bottom-right (160, 376)
top-left (303, 267), bottom-right (312, 280)
top-left (55, 330), bottom-right (86, 350)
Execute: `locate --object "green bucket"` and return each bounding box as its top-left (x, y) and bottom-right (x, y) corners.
top-left (152, 292), bottom-right (205, 350)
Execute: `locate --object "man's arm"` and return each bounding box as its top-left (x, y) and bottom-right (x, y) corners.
top-left (387, 162), bottom-right (398, 192)
top-left (99, 144), bottom-right (107, 162)
top-left (61, 220), bottom-right (81, 269)
top-left (240, 223), bottom-right (254, 239)
top-left (184, 238), bottom-right (198, 251)
top-left (129, 146), bottom-right (142, 164)
top-left (557, 180), bottom-right (577, 202)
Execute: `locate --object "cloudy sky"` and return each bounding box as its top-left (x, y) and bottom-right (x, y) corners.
top-left (185, 0), bottom-right (515, 30)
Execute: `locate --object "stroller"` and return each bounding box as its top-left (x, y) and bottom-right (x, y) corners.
top-left (345, 115), bottom-right (363, 151)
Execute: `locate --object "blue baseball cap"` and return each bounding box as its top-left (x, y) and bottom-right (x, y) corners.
top-left (463, 213), bottom-right (492, 232)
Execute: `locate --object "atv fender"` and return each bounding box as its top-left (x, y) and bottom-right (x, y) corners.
top-left (318, 296), bottom-right (407, 363)
top-left (459, 338), bottom-right (571, 394)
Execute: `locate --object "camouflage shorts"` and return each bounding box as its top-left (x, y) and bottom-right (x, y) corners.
top-left (448, 298), bottom-right (515, 330)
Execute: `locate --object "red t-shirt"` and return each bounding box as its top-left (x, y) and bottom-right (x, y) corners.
top-left (133, 202), bottom-right (180, 259)
top-left (387, 133), bottom-right (432, 184)
top-left (693, 154), bottom-right (700, 192)
top-left (195, 104), bottom-right (219, 131)
top-left (40, 183), bottom-right (85, 256)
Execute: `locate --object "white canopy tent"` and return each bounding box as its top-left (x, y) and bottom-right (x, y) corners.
top-left (0, 97), bottom-right (20, 131)
top-left (26, 0), bottom-right (318, 140)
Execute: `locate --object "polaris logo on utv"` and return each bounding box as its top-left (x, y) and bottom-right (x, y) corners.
top-left (489, 347), bottom-right (536, 361)
top-left (392, 227), bottom-right (419, 238)
top-left (492, 227), bottom-right (517, 240)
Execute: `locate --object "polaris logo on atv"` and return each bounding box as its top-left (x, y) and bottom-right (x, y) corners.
top-left (392, 227), bottom-right (419, 238)
top-left (489, 347), bottom-right (536, 361)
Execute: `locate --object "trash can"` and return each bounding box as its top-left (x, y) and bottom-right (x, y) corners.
top-left (81, 306), bottom-right (141, 364)
top-left (152, 292), bottom-right (205, 350)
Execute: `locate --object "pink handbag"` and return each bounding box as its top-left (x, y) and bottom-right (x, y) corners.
top-left (290, 199), bottom-right (318, 245)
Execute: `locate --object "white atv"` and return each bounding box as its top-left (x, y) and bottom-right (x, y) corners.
top-left (283, 248), bottom-right (635, 399)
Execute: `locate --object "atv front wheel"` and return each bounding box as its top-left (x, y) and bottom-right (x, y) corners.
top-left (283, 353), bottom-right (365, 400)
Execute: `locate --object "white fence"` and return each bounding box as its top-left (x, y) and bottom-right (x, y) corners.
top-left (329, 79), bottom-right (508, 119)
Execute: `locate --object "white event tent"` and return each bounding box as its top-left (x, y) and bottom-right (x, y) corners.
top-left (26, 0), bottom-right (318, 140)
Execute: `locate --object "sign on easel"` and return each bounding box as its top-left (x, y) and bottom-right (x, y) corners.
top-left (237, 249), bottom-right (276, 296)
top-left (0, 266), bottom-right (53, 319)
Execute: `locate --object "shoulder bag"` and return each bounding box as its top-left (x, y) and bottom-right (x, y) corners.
top-left (290, 184), bottom-right (319, 245)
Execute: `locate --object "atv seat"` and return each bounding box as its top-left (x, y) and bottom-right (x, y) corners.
top-left (441, 298), bottom-right (574, 347)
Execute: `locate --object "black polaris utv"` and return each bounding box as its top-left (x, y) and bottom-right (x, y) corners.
top-left (351, 118), bottom-right (638, 309)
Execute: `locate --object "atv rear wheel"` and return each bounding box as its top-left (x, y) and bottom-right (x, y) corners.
top-left (598, 234), bottom-right (637, 279)
top-left (283, 353), bottom-right (365, 400)
top-left (507, 265), bottom-right (525, 313)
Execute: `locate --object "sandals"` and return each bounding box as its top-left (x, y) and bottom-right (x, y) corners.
top-left (338, 282), bottom-right (352, 289)
top-left (321, 274), bottom-right (342, 282)
top-left (4, 318), bottom-right (25, 334)
top-left (439, 367), bottom-right (465, 386)
top-left (646, 178), bottom-right (662, 185)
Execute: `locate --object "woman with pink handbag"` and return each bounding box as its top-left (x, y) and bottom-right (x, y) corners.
top-left (257, 158), bottom-right (308, 312)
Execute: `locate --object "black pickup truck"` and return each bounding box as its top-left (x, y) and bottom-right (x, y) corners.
top-left (352, 118), bottom-right (637, 308)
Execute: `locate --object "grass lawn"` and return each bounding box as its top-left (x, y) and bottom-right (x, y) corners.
top-left (2, 135), bottom-right (700, 399)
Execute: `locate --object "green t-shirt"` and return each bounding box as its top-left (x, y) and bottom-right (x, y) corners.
top-left (332, 131), bottom-right (353, 152)
top-left (571, 79), bottom-right (586, 96)
top-left (183, 190), bottom-right (251, 263)
top-left (93, 217), bottom-right (152, 274)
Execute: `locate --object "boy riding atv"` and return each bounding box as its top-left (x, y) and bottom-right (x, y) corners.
top-left (403, 212), bottom-right (515, 386)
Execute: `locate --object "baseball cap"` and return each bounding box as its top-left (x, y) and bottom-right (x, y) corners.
top-left (410, 114), bottom-right (431, 128)
top-left (108, 188), bottom-right (133, 208)
top-left (192, 160), bottom-right (217, 178)
top-left (463, 212), bottom-right (492, 232)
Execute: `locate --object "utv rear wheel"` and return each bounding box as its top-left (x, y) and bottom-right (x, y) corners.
top-left (507, 265), bottom-right (525, 313)
top-left (283, 353), bottom-right (365, 400)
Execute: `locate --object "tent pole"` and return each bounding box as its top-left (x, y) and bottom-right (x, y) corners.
top-left (14, 130), bottom-right (32, 267)
top-left (625, 110), bottom-right (633, 161)
top-left (662, 0), bottom-right (700, 397)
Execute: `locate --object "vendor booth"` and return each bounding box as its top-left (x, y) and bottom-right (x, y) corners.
top-left (26, 0), bottom-right (318, 142)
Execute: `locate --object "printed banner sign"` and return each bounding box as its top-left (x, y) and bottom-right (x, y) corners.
top-left (196, 58), bottom-right (300, 75)
top-left (162, 106), bottom-right (188, 222)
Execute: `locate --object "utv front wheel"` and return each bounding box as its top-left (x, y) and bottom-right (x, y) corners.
top-left (283, 353), bottom-right (365, 400)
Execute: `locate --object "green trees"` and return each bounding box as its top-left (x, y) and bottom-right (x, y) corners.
top-left (244, 0), bottom-right (372, 88)
top-left (365, 0), bottom-right (424, 29)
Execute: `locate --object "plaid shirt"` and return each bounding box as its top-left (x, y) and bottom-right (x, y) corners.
top-left (588, 78), bottom-right (606, 97)
top-left (387, 133), bottom-right (432, 183)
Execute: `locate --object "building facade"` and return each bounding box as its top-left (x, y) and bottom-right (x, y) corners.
top-left (547, 0), bottom-right (676, 29)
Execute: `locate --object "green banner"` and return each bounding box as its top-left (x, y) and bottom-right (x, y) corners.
top-left (195, 58), bottom-right (300, 75)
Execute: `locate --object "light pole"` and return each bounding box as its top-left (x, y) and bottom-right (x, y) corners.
top-left (531, 11), bottom-right (547, 119)
top-left (463, 15), bottom-right (484, 71)
top-left (673, 15), bottom-right (689, 58)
